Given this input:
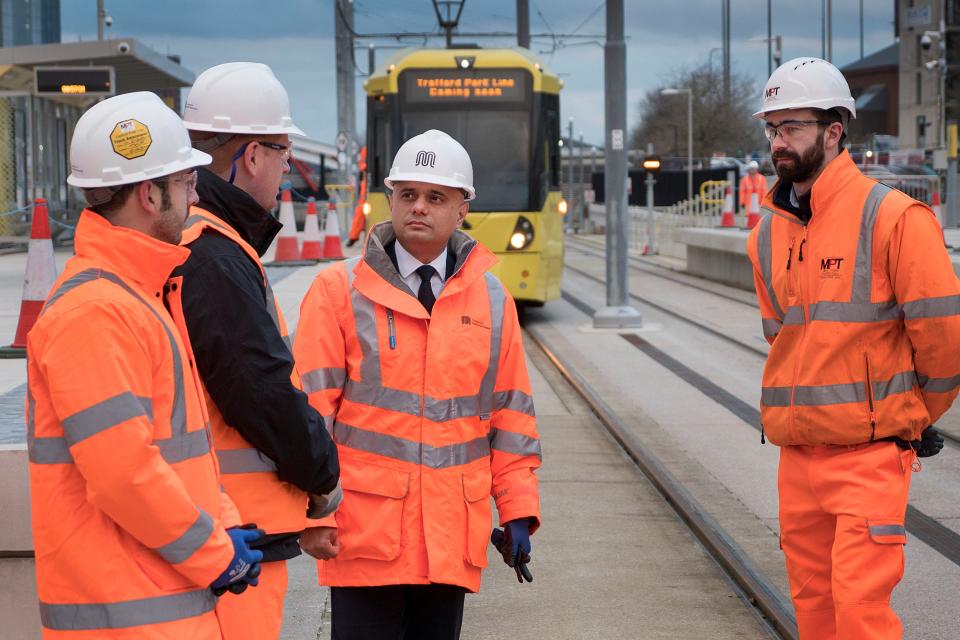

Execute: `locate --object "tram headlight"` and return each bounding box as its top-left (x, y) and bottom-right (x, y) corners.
top-left (362, 201), bottom-right (371, 216)
top-left (508, 216), bottom-right (535, 251)
top-left (558, 198), bottom-right (568, 215)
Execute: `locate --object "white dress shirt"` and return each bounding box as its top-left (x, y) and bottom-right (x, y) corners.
top-left (394, 240), bottom-right (447, 299)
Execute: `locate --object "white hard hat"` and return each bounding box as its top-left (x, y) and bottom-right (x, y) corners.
top-left (182, 62), bottom-right (305, 136)
top-left (747, 160), bottom-right (759, 170)
top-left (384, 129), bottom-right (475, 201)
top-left (67, 91), bottom-right (211, 189)
top-left (753, 57), bottom-right (856, 120)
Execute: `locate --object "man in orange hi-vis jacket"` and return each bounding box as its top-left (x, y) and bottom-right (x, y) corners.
top-left (346, 146), bottom-right (368, 247)
top-left (294, 129), bottom-right (542, 640)
top-left (26, 92), bottom-right (264, 639)
top-left (747, 58), bottom-right (958, 640)
top-left (738, 160), bottom-right (767, 211)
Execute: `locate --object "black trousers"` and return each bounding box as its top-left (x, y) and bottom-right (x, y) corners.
top-left (330, 584), bottom-right (466, 640)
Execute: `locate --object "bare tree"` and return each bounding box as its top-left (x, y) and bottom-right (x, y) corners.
top-left (631, 63), bottom-right (765, 160)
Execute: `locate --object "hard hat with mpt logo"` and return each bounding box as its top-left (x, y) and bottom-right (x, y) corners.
top-left (753, 57), bottom-right (856, 122)
top-left (384, 129), bottom-right (476, 201)
top-left (67, 91), bottom-right (211, 189)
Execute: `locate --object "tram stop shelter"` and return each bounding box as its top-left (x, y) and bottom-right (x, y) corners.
top-left (0, 38), bottom-right (194, 244)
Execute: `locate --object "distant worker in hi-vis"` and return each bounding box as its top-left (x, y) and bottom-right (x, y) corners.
top-left (294, 129), bottom-right (542, 640)
top-left (747, 57), bottom-right (958, 639)
top-left (739, 159), bottom-right (766, 212)
top-left (177, 62), bottom-right (341, 640)
top-left (26, 92), bottom-right (264, 639)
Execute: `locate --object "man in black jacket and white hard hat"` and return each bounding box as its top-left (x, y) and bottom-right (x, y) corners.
top-left (177, 61), bottom-right (340, 640)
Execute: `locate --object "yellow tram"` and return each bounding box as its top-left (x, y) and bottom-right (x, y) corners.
top-left (363, 47), bottom-right (565, 307)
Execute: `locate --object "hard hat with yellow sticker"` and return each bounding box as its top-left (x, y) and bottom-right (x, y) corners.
top-left (68, 91), bottom-right (210, 189)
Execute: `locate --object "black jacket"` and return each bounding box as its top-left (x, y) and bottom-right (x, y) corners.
top-left (175, 169), bottom-right (339, 555)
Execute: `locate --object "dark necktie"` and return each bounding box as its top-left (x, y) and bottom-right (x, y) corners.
top-left (416, 265), bottom-right (437, 314)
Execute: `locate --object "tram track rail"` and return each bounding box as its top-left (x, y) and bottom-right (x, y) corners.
top-left (523, 320), bottom-right (798, 640)
top-left (551, 282), bottom-right (960, 576)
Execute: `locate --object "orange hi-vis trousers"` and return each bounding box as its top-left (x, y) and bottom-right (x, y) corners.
top-left (779, 442), bottom-right (913, 640)
top-left (216, 560), bottom-right (289, 640)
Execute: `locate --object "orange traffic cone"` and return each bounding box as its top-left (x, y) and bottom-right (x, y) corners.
top-left (273, 186), bottom-right (300, 262)
top-left (6, 199), bottom-right (57, 355)
top-left (322, 199), bottom-right (344, 259)
top-left (746, 192), bottom-right (761, 229)
top-left (932, 190), bottom-right (943, 227)
top-left (301, 197), bottom-right (323, 260)
top-left (720, 184), bottom-right (735, 228)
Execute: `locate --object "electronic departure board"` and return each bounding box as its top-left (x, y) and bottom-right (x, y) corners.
top-left (34, 67), bottom-right (115, 97)
top-left (402, 69), bottom-right (529, 104)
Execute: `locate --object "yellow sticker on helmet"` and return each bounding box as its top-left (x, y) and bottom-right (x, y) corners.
top-left (110, 119), bottom-right (152, 160)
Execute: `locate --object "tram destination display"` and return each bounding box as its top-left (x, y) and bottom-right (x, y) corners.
top-left (34, 67), bottom-right (115, 97)
top-left (402, 69), bottom-right (529, 104)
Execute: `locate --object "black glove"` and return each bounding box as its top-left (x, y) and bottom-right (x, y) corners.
top-left (913, 426), bottom-right (944, 458)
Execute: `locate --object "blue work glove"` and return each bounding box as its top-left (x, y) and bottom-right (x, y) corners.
top-left (491, 518), bottom-right (533, 583)
top-left (211, 524), bottom-right (265, 596)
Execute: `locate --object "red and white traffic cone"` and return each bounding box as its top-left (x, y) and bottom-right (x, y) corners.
top-left (932, 190), bottom-right (943, 227)
top-left (301, 197), bottom-right (323, 260)
top-left (746, 192), bottom-right (761, 229)
top-left (6, 199), bottom-right (57, 354)
top-left (720, 185), bottom-right (735, 228)
top-left (272, 186), bottom-right (300, 263)
top-left (322, 199), bottom-right (344, 260)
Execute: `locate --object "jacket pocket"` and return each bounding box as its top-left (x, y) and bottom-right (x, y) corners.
top-left (462, 467), bottom-right (493, 568)
top-left (336, 459), bottom-right (409, 562)
top-left (120, 533), bottom-right (195, 592)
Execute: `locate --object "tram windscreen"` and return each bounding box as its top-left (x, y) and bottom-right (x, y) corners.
top-left (399, 69), bottom-right (532, 212)
top-left (401, 111), bottom-right (530, 212)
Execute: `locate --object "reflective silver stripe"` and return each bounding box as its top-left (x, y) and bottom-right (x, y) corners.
top-left (494, 390), bottom-right (535, 416)
top-left (850, 183), bottom-right (892, 304)
top-left (479, 273), bottom-right (506, 418)
top-left (39, 588), bottom-right (217, 631)
top-left (873, 370), bottom-right (918, 401)
top-left (489, 427), bottom-right (542, 459)
top-left (794, 382), bottom-right (864, 405)
top-left (153, 428), bottom-right (210, 463)
top-left (264, 284), bottom-right (285, 337)
top-left (783, 305), bottom-right (804, 325)
top-left (902, 295), bottom-right (960, 320)
top-left (29, 437), bottom-right (73, 464)
top-left (424, 394), bottom-right (481, 422)
top-left (217, 448), bottom-right (278, 474)
top-left (761, 386), bottom-right (792, 407)
top-left (155, 510), bottom-right (214, 564)
top-left (302, 367), bottom-right (347, 393)
top-left (808, 300), bottom-right (901, 323)
top-left (282, 334), bottom-right (293, 352)
top-left (333, 420), bottom-right (490, 468)
top-left (869, 524), bottom-right (906, 538)
top-left (321, 414), bottom-right (335, 435)
top-left (345, 379), bottom-right (421, 415)
top-left (762, 318), bottom-right (782, 338)
top-left (61, 392), bottom-right (152, 446)
top-left (918, 373), bottom-right (960, 394)
top-left (756, 213), bottom-right (784, 319)
top-left (31, 428), bottom-right (210, 466)
top-left (184, 214), bottom-right (231, 234)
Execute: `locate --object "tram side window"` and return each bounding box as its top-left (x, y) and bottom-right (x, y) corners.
top-left (543, 95), bottom-right (560, 190)
top-left (368, 96), bottom-right (391, 191)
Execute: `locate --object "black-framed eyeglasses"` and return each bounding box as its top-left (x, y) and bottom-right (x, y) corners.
top-left (763, 120), bottom-right (832, 142)
top-left (254, 140), bottom-right (292, 161)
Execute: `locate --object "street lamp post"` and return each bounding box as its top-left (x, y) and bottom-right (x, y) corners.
top-left (662, 88), bottom-right (693, 202)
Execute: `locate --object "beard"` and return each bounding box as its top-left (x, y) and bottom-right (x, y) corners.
top-left (772, 138), bottom-right (825, 184)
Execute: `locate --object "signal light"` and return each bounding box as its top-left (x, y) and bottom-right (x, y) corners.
top-left (642, 157), bottom-right (661, 172)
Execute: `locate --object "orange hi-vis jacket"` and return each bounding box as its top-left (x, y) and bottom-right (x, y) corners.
top-left (739, 171), bottom-right (768, 208)
top-left (26, 211), bottom-right (238, 639)
top-left (294, 223), bottom-right (542, 592)
top-left (747, 150), bottom-right (960, 446)
top-left (180, 206), bottom-right (308, 535)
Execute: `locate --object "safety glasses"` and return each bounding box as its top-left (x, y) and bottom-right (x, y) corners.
top-left (763, 120), bottom-right (832, 142)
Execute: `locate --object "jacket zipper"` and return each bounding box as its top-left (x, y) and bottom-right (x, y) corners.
top-left (387, 309), bottom-right (396, 349)
top-left (797, 236), bottom-right (806, 262)
top-left (864, 352), bottom-right (877, 441)
top-left (786, 237), bottom-right (795, 270)
top-left (787, 223), bottom-right (808, 443)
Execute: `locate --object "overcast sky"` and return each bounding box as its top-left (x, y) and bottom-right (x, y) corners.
top-left (60, 0), bottom-right (896, 147)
